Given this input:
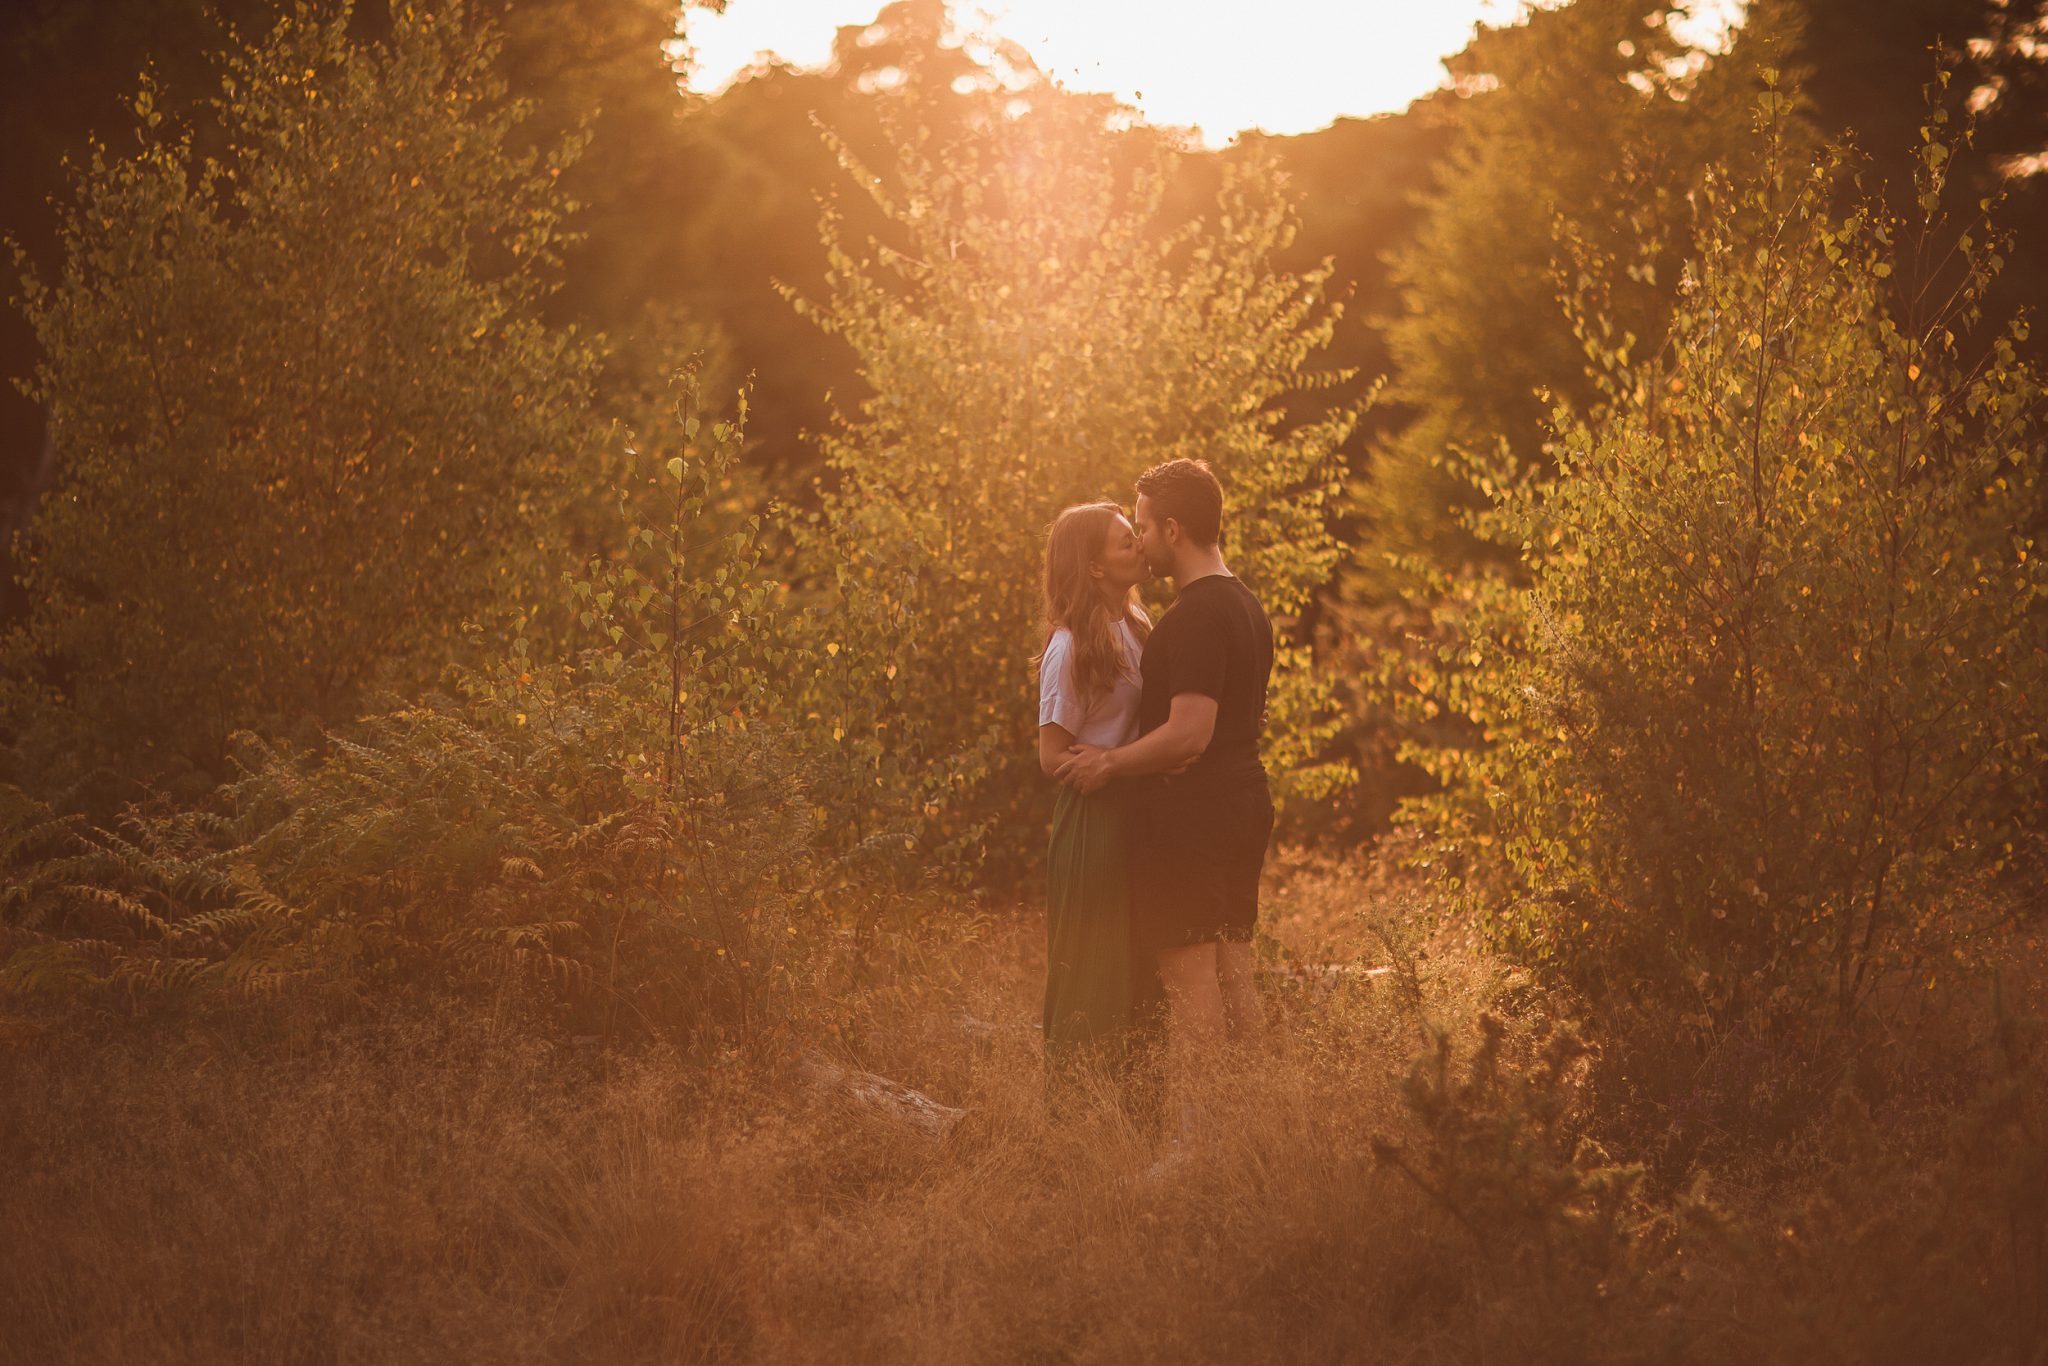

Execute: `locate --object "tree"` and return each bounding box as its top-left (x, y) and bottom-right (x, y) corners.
top-left (1792, 0), bottom-right (2048, 536)
top-left (1411, 81), bottom-right (2045, 1035)
top-left (3, 1), bottom-right (608, 794)
top-left (0, 1), bottom-right (733, 625)
top-left (1353, 0), bottom-right (1780, 600)
top-left (1230, 106), bottom-right (1456, 471)
top-left (654, 0), bottom-right (1030, 483)
top-left (1329, 1), bottom-right (1794, 834)
top-left (1794, 0), bottom-right (2047, 178)
top-left (790, 87), bottom-right (1365, 870)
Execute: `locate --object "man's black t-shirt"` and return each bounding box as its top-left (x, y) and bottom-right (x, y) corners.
top-left (1136, 573), bottom-right (1274, 790)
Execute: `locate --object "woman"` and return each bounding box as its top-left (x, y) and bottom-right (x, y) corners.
top-left (1036, 501), bottom-right (1151, 1069)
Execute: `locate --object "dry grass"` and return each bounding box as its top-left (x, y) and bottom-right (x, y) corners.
top-left (2, 856), bottom-right (2040, 1365)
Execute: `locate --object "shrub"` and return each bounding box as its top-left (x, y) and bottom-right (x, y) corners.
top-left (0, 379), bottom-right (828, 1052)
top-left (1372, 1012), bottom-right (1671, 1360)
top-left (789, 90), bottom-right (1364, 871)
top-left (1673, 981), bottom-right (2048, 1364)
top-left (2, 1), bottom-right (608, 793)
top-left (1397, 79), bottom-right (2047, 1038)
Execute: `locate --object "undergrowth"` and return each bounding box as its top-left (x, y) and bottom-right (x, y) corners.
top-left (4, 860), bottom-right (2042, 1366)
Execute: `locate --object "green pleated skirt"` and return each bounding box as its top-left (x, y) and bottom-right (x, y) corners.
top-left (1044, 782), bottom-right (1136, 1060)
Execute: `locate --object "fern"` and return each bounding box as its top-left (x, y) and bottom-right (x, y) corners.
top-left (1, 377), bottom-right (840, 1048)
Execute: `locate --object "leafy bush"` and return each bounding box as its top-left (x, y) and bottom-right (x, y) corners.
top-left (1395, 83), bottom-right (2046, 1038)
top-left (1352, 0), bottom-right (1776, 601)
top-left (1373, 1012), bottom-right (1670, 1359)
top-left (3, 1), bottom-right (608, 793)
top-left (789, 91), bottom-right (1365, 870)
top-left (0, 380), bottom-right (830, 1052)
top-left (1667, 981), bottom-right (2048, 1364)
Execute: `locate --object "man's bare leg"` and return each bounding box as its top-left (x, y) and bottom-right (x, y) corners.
top-left (1216, 939), bottom-right (1266, 1050)
top-left (1156, 941), bottom-right (1225, 1145)
top-left (1157, 941), bottom-right (1225, 1047)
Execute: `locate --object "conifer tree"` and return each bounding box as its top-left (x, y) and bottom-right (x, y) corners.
top-left (1353, 0), bottom-right (1780, 601)
top-left (1335, 1), bottom-right (1793, 830)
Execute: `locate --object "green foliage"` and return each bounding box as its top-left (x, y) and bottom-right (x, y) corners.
top-left (3, 0), bottom-right (608, 791)
top-left (1677, 986), bottom-right (2048, 1362)
top-left (1350, 0), bottom-right (1782, 601)
top-left (653, 0), bottom-right (1034, 480)
top-left (1372, 1011), bottom-right (1668, 1360)
top-left (1400, 86), bottom-right (2047, 1033)
top-left (0, 379), bottom-right (831, 1051)
top-left (1329, 2), bottom-right (1793, 837)
top-left (790, 91), bottom-right (1365, 869)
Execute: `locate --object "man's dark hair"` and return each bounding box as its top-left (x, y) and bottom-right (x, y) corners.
top-left (1134, 457), bottom-right (1223, 547)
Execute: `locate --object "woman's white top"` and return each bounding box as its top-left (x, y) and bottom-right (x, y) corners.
top-left (1038, 618), bottom-right (1144, 749)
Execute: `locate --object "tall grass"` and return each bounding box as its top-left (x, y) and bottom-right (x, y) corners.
top-left (3, 861), bottom-right (2042, 1365)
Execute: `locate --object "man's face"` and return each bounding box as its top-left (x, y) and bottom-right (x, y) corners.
top-left (1132, 493), bottom-right (1176, 577)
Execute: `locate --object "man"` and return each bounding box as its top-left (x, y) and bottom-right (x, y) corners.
top-left (1056, 458), bottom-right (1276, 1135)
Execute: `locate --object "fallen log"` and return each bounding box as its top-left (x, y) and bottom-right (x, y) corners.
top-left (1259, 961), bottom-right (1392, 979)
top-left (797, 1049), bottom-right (966, 1143)
top-left (1257, 962), bottom-right (1393, 999)
top-left (950, 1010), bottom-right (1036, 1043)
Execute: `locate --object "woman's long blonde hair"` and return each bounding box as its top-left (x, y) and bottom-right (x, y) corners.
top-left (1036, 501), bottom-right (1150, 707)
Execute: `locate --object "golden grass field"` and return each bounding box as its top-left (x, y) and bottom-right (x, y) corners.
top-left (3, 854), bottom-right (2038, 1366)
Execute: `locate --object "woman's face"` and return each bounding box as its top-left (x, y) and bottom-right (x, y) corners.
top-left (1093, 514), bottom-right (1149, 592)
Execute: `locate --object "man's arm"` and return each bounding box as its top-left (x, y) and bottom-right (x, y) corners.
top-left (1057, 692), bottom-right (1216, 793)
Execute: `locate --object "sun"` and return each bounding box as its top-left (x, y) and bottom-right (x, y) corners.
top-left (684, 1), bottom-right (1748, 145)
top-left (963, 0), bottom-right (1526, 142)
top-left (685, 0), bottom-right (1516, 144)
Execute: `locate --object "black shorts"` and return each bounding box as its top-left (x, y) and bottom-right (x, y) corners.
top-left (1128, 774), bottom-right (1275, 950)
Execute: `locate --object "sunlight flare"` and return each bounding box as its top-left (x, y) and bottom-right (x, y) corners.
top-left (685, 0), bottom-right (1742, 142)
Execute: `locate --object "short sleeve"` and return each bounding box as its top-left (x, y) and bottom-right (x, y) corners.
top-left (1170, 605), bottom-right (1228, 702)
top-left (1038, 630), bottom-right (1089, 734)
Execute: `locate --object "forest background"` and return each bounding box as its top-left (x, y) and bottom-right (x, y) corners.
top-left (1, 1), bottom-right (2046, 1362)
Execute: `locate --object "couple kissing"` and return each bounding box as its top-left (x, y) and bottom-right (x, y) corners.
top-left (1035, 457), bottom-right (1274, 1144)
